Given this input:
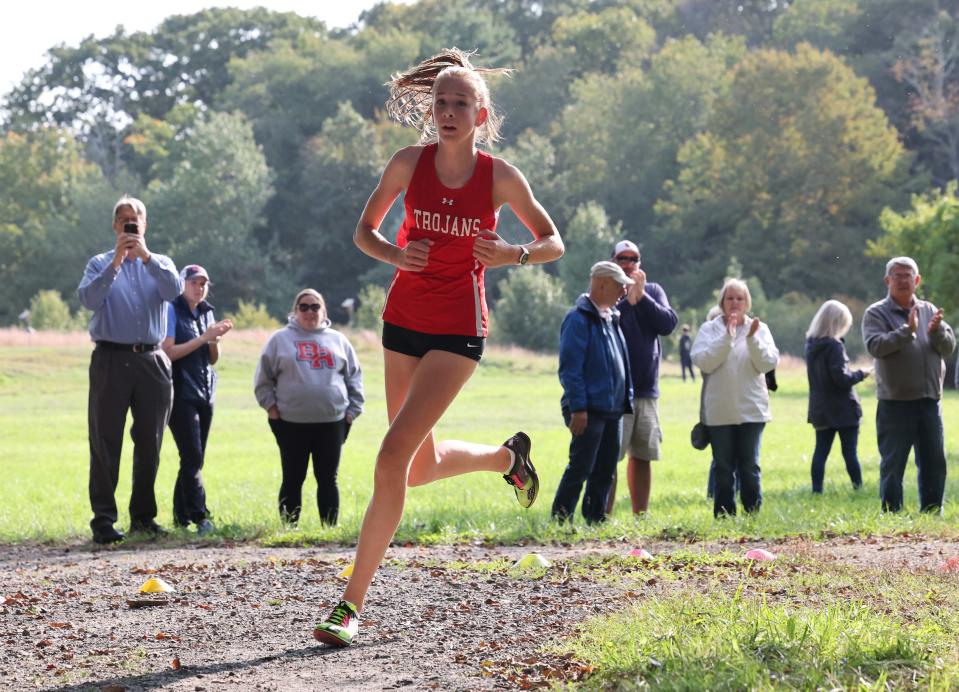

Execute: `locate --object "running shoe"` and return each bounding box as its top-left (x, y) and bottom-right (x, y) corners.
top-left (313, 600), bottom-right (359, 647)
top-left (502, 431), bottom-right (539, 509)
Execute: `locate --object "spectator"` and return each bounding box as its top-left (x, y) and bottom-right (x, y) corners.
top-left (255, 289), bottom-right (364, 525)
top-left (609, 240), bottom-right (677, 516)
top-left (77, 196), bottom-right (182, 544)
top-left (691, 279), bottom-right (779, 517)
top-left (805, 299), bottom-right (870, 493)
top-left (553, 261), bottom-right (634, 524)
top-left (161, 265), bottom-right (233, 536)
top-left (679, 325), bottom-right (695, 382)
top-left (862, 257), bottom-right (955, 513)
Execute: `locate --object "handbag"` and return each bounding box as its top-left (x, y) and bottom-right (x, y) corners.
top-left (690, 421), bottom-right (710, 450)
top-left (690, 372), bottom-right (710, 450)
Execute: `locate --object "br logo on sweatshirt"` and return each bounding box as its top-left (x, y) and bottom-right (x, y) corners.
top-left (295, 341), bottom-right (334, 369)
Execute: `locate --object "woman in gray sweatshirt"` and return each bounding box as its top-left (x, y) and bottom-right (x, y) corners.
top-left (254, 289), bottom-right (364, 525)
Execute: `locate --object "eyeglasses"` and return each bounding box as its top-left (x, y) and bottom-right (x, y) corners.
top-left (298, 303), bottom-right (322, 313)
top-left (615, 255), bottom-right (640, 264)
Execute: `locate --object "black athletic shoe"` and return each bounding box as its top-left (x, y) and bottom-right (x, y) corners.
top-left (92, 526), bottom-right (125, 544)
top-left (502, 431), bottom-right (539, 509)
top-left (129, 520), bottom-right (168, 538)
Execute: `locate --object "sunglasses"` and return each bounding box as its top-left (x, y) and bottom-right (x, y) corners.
top-left (615, 255), bottom-right (640, 264)
top-left (298, 303), bottom-right (322, 313)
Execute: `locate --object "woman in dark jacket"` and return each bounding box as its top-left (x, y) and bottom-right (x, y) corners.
top-left (162, 265), bottom-right (233, 535)
top-left (805, 300), bottom-right (871, 493)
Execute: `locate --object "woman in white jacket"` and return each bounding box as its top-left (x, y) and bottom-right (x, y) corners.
top-left (691, 279), bottom-right (779, 517)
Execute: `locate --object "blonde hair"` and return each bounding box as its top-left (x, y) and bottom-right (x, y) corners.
top-left (113, 196), bottom-right (147, 223)
top-left (717, 278), bottom-right (752, 314)
top-left (806, 299), bottom-right (852, 339)
top-left (386, 48), bottom-right (510, 145)
top-left (290, 288), bottom-right (326, 318)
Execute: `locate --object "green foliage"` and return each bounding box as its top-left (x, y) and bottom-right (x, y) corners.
top-left (0, 129), bottom-right (101, 323)
top-left (298, 103), bottom-right (393, 304)
top-left (493, 266), bottom-right (568, 351)
top-left (551, 5), bottom-right (656, 74)
top-left (224, 300), bottom-right (280, 329)
top-left (557, 201), bottom-right (621, 299)
top-left (28, 290), bottom-right (75, 331)
top-left (146, 110), bottom-right (275, 313)
top-left (0, 1), bottom-right (948, 341)
top-left (655, 44), bottom-right (911, 306)
top-left (871, 182), bottom-right (959, 325)
top-left (353, 284), bottom-right (387, 330)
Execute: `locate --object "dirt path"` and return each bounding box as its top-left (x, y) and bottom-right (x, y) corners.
top-left (3, 535), bottom-right (958, 691)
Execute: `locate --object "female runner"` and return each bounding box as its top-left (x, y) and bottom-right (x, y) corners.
top-left (313, 48), bottom-right (564, 647)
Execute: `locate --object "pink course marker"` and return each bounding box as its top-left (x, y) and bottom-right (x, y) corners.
top-left (628, 548), bottom-right (653, 560)
top-left (744, 548), bottom-right (776, 561)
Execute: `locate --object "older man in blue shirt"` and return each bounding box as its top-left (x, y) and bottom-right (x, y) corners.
top-left (78, 196), bottom-right (183, 544)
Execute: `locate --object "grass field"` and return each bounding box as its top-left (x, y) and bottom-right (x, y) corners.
top-left (2, 327), bottom-right (957, 545)
top-left (4, 327), bottom-right (959, 689)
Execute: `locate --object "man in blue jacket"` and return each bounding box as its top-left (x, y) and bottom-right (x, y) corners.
top-left (553, 261), bottom-right (634, 524)
top-left (610, 240), bottom-right (678, 515)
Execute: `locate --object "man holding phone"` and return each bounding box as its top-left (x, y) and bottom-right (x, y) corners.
top-left (77, 196), bottom-right (183, 544)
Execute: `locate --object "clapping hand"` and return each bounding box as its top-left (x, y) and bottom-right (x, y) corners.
top-left (748, 317), bottom-right (761, 338)
top-left (204, 319), bottom-right (233, 343)
top-left (928, 308), bottom-right (944, 334)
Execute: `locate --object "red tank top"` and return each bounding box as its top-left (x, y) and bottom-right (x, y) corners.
top-left (383, 144), bottom-right (497, 337)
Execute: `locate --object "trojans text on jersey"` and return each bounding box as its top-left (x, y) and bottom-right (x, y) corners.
top-left (412, 208), bottom-right (482, 237)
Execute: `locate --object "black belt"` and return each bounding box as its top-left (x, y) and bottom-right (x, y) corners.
top-left (96, 340), bottom-right (160, 353)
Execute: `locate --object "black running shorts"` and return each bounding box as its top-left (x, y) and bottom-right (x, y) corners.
top-left (382, 322), bottom-right (485, 362)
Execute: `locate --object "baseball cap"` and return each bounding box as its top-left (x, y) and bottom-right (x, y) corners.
top-left (180, 264), bottom-right (210, 283)
top-left (613, 240), bottom-right (640, 257)
top-left (590, 260), bottom-right (635, 286)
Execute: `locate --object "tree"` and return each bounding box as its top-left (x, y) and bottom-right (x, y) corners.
top-left (2, 9), bottom-right (327, 180)
top-left (554, 34), bottom-right (745, 257)
top-left (0, 129), bottom-right (100, 323)
top-left (146, 111), bottom-right (276, 312)
top-left (870, 182), bottom-right (959, 325)
top-left (654, 44), bottom-right (913, 306)
top-left (494, 266), bottom-right (568, 351)
top-left (298, 103), bottom-right (398, 305)
top-left (893, 8), bottom-right (959, 183)
top-left (557, 202), bottom-right (622, 299)
top-left (551, 6), bottom-right (656, 75)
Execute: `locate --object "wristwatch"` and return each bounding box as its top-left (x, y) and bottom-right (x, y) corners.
top-left (517, 246), bottom-right (530, 265)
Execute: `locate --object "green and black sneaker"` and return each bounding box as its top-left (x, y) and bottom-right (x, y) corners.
top-left (502, 431), bottom-right (539, 509)
top-left (313, 599), bottom-right (359, 647)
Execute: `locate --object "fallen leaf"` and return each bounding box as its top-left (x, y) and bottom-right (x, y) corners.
top-left (170, 656), bottom-right (181, 671)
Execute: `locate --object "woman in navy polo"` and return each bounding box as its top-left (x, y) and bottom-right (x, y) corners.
top-left (161, 265), bottom-right (233, 535)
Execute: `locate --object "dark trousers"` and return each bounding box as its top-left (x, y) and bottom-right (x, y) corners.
top-left (706, 461), bottom-right (737, 499)
top-left (88, 348), bottom-right (173, 532)
top-left (681, 358), bottom-right (695, 382)
top-left (709, 422), bottom-right (765, 517)
top-left (269, 418), bottom-right (347, 525)
top-left (169, 399), bottom-right (213, 526)
top-left (811, 426), bottom-right (862, 493)
top-left (552, 411), bottom-right (622, 524)
top-left (877, 398), bottom-right (946, 512)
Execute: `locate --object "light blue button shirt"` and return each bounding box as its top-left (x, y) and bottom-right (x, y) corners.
top-left (77, 250), bottom-right (183, 344)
